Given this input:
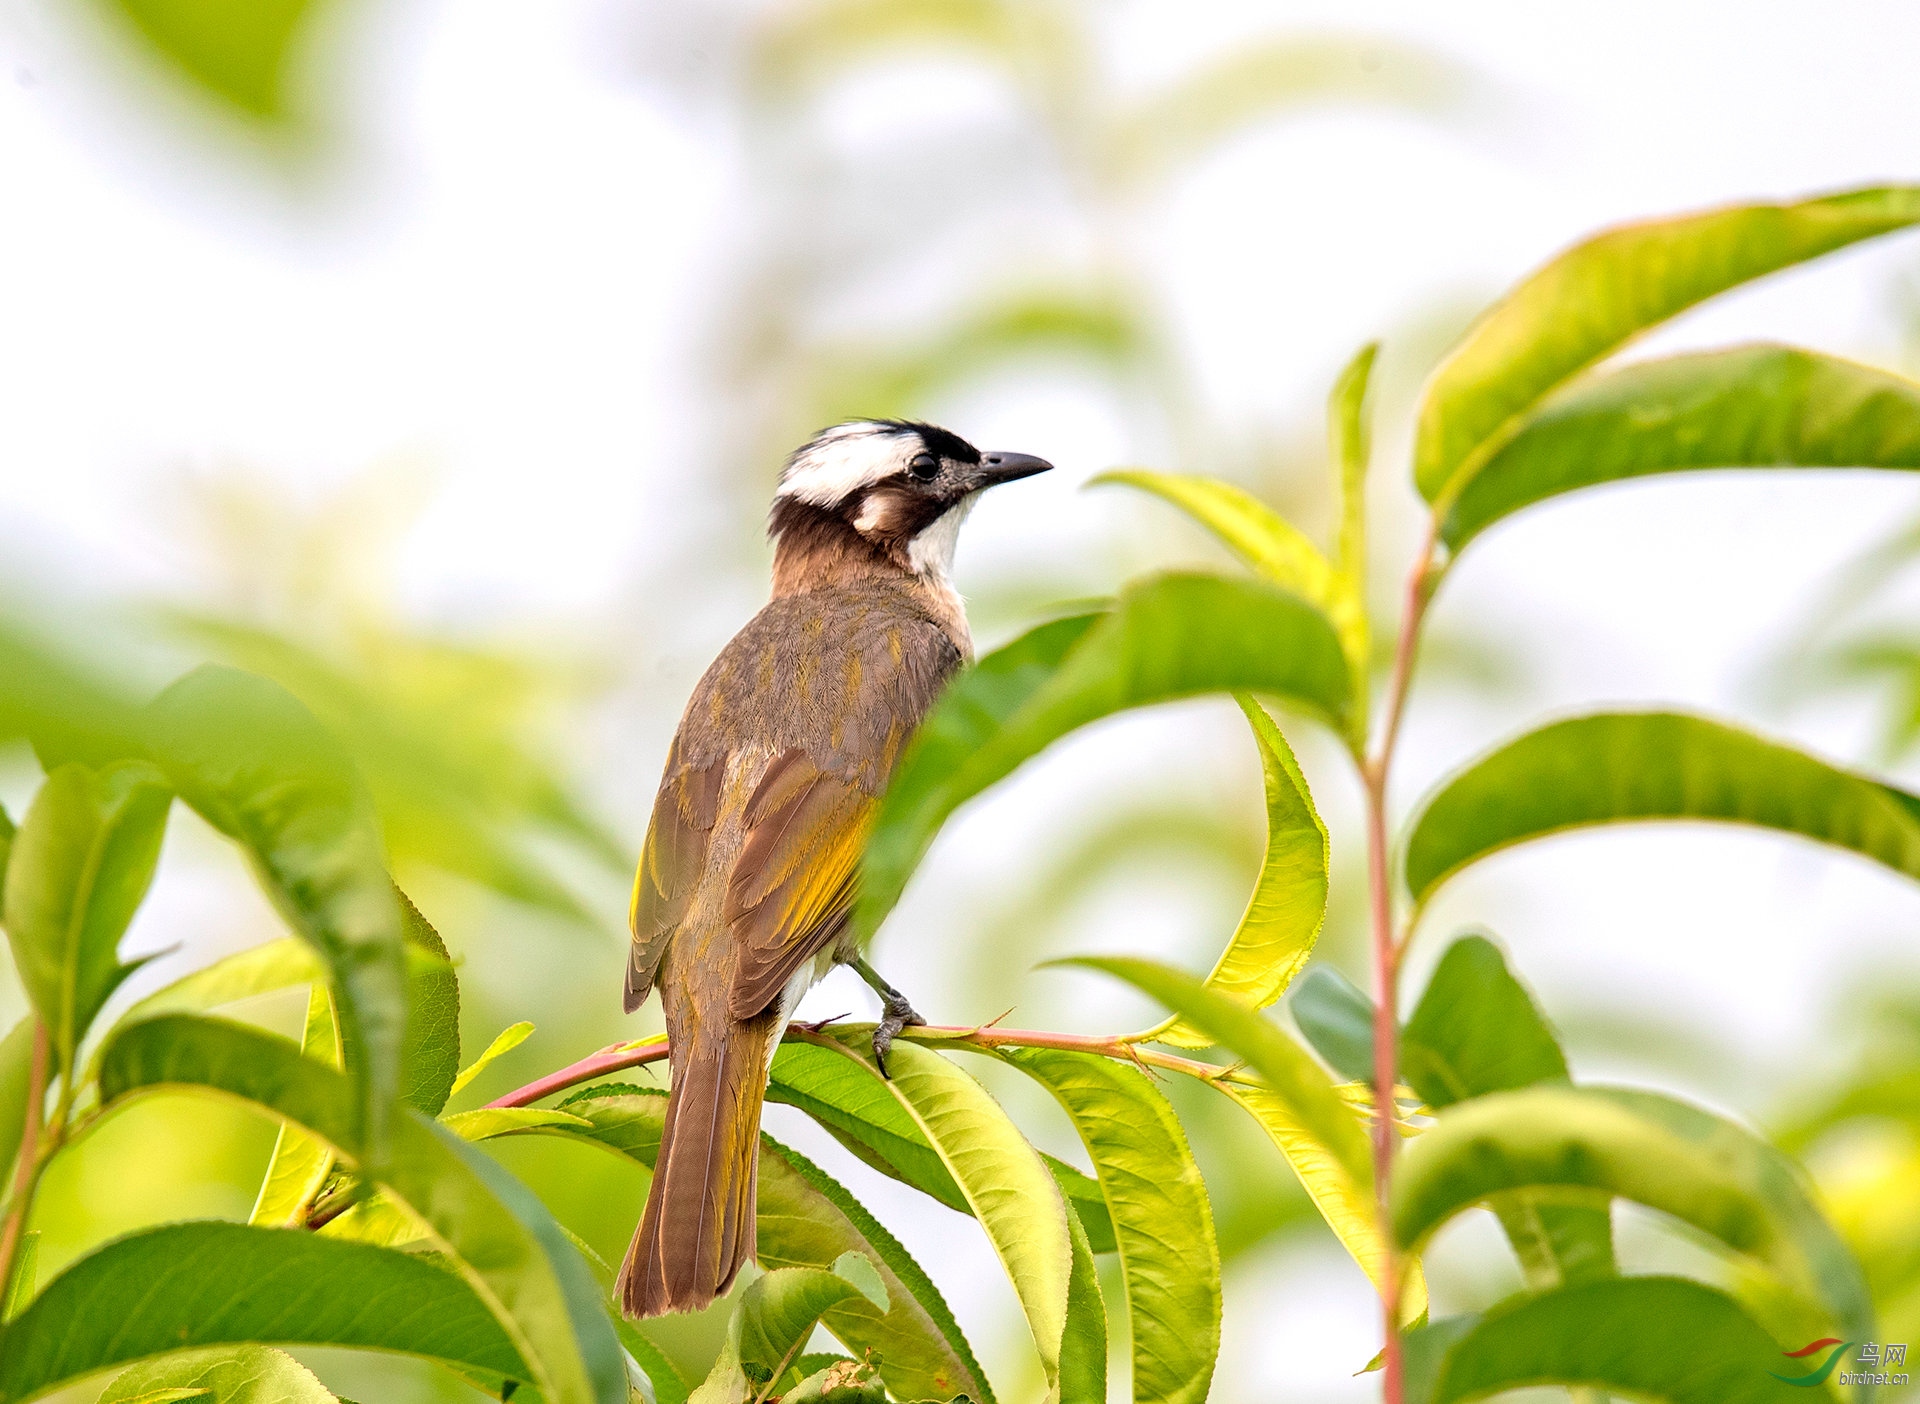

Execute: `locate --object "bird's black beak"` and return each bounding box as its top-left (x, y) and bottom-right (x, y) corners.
top-left (971, 451), bottom-right (1054, 489)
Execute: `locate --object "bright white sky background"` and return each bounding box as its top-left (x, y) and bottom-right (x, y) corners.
top-left (5, 3), bottom-right (1920, 1399)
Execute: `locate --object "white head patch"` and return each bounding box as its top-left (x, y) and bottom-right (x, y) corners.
top-left (777, 421), bottom-right (917, 508)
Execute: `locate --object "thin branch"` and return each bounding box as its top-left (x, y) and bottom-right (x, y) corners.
top-left (0, 1021), bottom-right (50, 1297)
top-left (485, 1020), bottom-right (1255, 1111)
top-left (484, 1035), bottom-right (670, 1109)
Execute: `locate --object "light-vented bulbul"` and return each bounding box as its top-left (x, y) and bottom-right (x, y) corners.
top-left (617, 419), bottom-right (1052, 1318)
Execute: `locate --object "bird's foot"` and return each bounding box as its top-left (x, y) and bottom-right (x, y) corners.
top-left (872, 989), bottom-right (926, 1079)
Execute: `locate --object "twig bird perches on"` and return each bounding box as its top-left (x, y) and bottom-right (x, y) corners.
top-left (616, 420), bottom-right (1053, 1319)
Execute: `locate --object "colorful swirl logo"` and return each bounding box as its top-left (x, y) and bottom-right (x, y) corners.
top-left (1772, 1338), bottom-right (1853, 1387)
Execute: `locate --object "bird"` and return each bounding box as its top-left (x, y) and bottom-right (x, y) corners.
top-left (616, 418), bottom-right (1054, 1319)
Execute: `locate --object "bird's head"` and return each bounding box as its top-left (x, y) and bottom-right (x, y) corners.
top-left (768, 419), bottom-right (1052, 588)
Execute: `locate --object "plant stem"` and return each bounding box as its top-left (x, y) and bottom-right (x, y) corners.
top-left (0, 1021), bottom-right (50, 1298)
top-left (1362, 521), bottom-right (1443, 1404)
top-left (485, 1021), bottom-right (1254, 1110)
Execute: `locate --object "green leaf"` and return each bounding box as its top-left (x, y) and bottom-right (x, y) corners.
top-left (98, 1346), bottom-right (338, 1404)
top-left (450, 1021), bottom-right (535, 1100)
top-left (2, 1230), bottom-right (37, 1323)
top-left (1289, 966), bottom-right (1377, 1084)
top-left (103, 0), bottom-right (321, 121)
top-left (1402, 935), bottom-right (1569, 1104)
top-left (4, 762), bottom-right (172, 1075)
top-left (1442, 343), bottom-right (1920, 551)
top-left (1392, 1084), bottom-right (1872, 1337)
top-left (1058, 1194), bottom-right (1108, 1404)
top-left (998, 1047), bottom-right (1221, 1404)
top-left (1429, 1276), bottom-right (1828, 1404)
top-left (93, 1014), bottom-right (625, 1404)
top-left (0, 802), bottom-right (13, 911)
top-left (1404, 710), bottom-right (1920, 906)
top-left (1331, 341), bottom-right (1380, 594)
top-left (109, 937), bottom-right (323, 1028)
top-left (441, 1106), bottom-right (593, 1142)
top-left (1402, 1315), bottom-right (1480, 1404)
top-left (392, 890), bottom-right (460, 1116)
top-left (614, 1320), bottom-right (688, 1404)
top-left (0, 1221), bottom-right (528, 1399)
top-left (1146, 699), bottom-right (1327, 1048)
top-left (249, 981), bottom-right (340, 1227)
top-left (1415, 185), bottom-right (1920, 506)
top-left (0, 1018), bottom-right (37, 1194)
top-left (523, 1087), bottom-right (996, 1404)
top-left (689, 1266), bottom-right (865, 1404)
top-left (1055, 957), bottom-right (1416, 1316)
top-left (146, 665), bottom-right (409, 1159)
top-left (1402, 935), bottom-right (1614, 1288)
top-left (0, 618), bottom-right (144, 771)
top-left (1088, 472), bottom-right (1370, 689)
top-left (862, 573), bottom-right (1352, 935)
top-left (1090, 472), bottom-right (1340, 615)
top-left (768, 1038), bottom-right (1115, 1253)
top-left (813, 1031), bottom-right (1092, 1403)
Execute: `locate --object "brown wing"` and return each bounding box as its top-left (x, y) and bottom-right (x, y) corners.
top-left (722, 748), bottom-right (877, 1019)
top-left (630, 583), bottom-right (963, 1019)
top-left (625, 747), bottom-right (723, 1012)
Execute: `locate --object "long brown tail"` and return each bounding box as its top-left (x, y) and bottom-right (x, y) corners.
top-left (617, 1009), bottom-right (774, 1317)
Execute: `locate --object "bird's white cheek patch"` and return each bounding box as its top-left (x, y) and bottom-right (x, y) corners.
top-left (907, 496), bottom-right (975, 578)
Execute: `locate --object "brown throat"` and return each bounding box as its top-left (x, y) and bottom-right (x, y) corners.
top-left (768, 497), bottom-right (971, 655)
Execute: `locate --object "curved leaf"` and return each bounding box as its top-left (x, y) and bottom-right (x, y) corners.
top-left (108, 937), bottom-right (322, 1030)
top-left (1289, 966), bottom-right (1377, 1084)
top-left (1402, 936), bottom-right (1614, 1288)
top-left (4, 762), bottom-right (172, 1076)
top-left (1445, 343), bottom-right (1920, 551)
top-left (1392, 1084), bottom-right (1872, 1337)
top-left (1403, 710), bottom-right (1920, 905)
top-left (451, 1021), bottom-right (535, 1100)
top-left (768, 1038), bottom-right (1116, 1252)
top-left (862, 573), bottom-right (1352, 935)
top-left (1090, 472), bottom-right (1340, 616)
top-left (814, 1031), bottom-right (1100, 1403)
top-left (1058, 957), bottom-right (1421, 1316)
top-left (998, 1047), bottom-right (1221, 1404)
top-left (1417, 185), bottom-right (1920, 505)
top-left (536, 1087), bottom-right (994, 1404)
top-left (393, 890), bottom-right (460, 1116)
top-left (1147, 699), bottom-right (1327, 1047)
top-left (249, 983), bottom-right (340, 1227)
top-left (94, 1015), bottom-right (624, 1404)
top-left (0, 1221), bottom-right (526, 1400)
top-left (1430, 1276), bottom-right (1824, 1404)
top-left (690, 1266), bottom-right (866, 1404)
top-left (98, 1346), bottom-right (337, 1404)
top-left (0, 1019), bottom-right (36, 1192)
top-left (1332, 341), bottom-right (1379, 591)
top-left (145, 665), bottom-right (408, 1157)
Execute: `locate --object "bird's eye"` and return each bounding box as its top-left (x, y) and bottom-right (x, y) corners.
top-left (908, 452), bottom-right (939, 481)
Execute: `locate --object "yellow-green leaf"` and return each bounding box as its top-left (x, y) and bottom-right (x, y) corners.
top-left (1417, 185), bottom-right (1920, 506)
top-left (1147, 698), bottom-right (1327, 1048)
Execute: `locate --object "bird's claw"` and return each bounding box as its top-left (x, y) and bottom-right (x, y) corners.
top-left (872, 992), bottom-right (925, 1079)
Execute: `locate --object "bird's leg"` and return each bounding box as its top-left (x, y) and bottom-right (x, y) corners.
top-left (852, 956), bottom-right (925, 1077)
